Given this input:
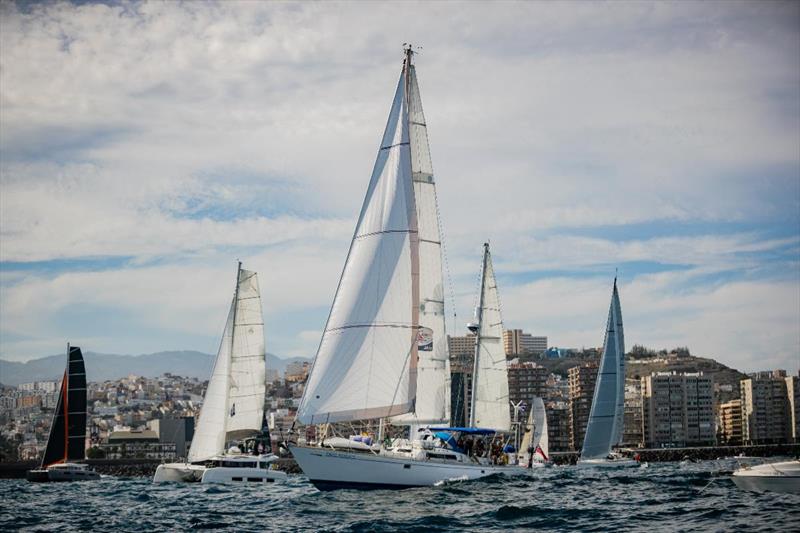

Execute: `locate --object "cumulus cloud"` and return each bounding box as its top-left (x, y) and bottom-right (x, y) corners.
top-left (0, 1), bottom-right (797, 373)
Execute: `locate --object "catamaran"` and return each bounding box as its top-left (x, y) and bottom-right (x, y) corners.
top-left (153, 263), bottom-right (285, 484)
top-left (288, 48), bottom-right (521, 490)
top-left (518, 397), bottom-right (550, 468)
top-left (27, 345), bottom-right (100, 482)
top-left (576, 278), bottom-right (637, 468)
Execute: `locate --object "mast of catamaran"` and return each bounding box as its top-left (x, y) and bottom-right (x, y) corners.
top-left (468, 243), bottom-right (489, 428)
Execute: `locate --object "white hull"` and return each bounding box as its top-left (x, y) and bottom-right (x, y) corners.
top-left (153, 463), bottom-right (205, 483)
top-left (290, 444), bottom-right (520, 490)
top-left (154, 454), bottom-right (287, 485)
top-left (731, 460), bottom-right (800, 494)
top-left (575, 458), bottom-right (639, 469)
top-left (27, 463), bottom-right (100, 482)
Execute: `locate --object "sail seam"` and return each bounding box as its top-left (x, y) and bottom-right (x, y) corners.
top-left (355, 229), bottom-right (418, 239)
top-left (326, 324), bottom-right (419, 332)
top-left (380, 141), bottom-right (410, 151)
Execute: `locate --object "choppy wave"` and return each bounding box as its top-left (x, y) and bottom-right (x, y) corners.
top-left (1, 459), bottom-right (798, 532)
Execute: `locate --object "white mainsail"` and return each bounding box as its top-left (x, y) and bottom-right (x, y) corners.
top-left (296, 53), bottom-right (420, 425)
top-left (470, 243), bottom-right (511, 432)
top-left (581, 278), bottom-right (625, 460)
top-left (188, 265), bottom-right (266, 462)
top-left (389, 54), bottom-right (450, 429)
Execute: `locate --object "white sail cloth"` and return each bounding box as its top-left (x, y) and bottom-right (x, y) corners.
top-left (471, 246), bottom-right (511, 432)
top-left (297, 67), bottom-right (420, 425)
top-left (188, 267), bottom-right (266, 462)
top-left (531, 397), bottom-right (549, 457)
top-left (581, 279), bottom-right (625, 460)
top-left (389, 62), bottom-right (450, 429)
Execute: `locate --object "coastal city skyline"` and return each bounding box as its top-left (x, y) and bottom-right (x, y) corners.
top-left (1, 2), bottom-right (798, 376)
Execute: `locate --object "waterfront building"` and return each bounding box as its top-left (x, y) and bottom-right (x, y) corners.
top-left (622, 379), bottom-right (643, 448)
top-left (503, 329), bottom-right (547, 356)
top-left (717, 399), bottom-right (743, 445)
top-left (641, 372), bottom-right (715, 448)
top-left (101, 428), bottom-right (176, 459)
top-left (546, 401), bottom-right (571, 452)
top-left (568, 363), bottom-right (598, 451)
top-left (741, 371), bottom-right (791, 445)
top-left (448, 333), bottom-right (476, 358)
top-left (147, 416), bottom-right (195, 459)
top-left (787, 374), bottom-right (800, 443)
top-left (448, 334), bottom-right (476, 427)
top-left (507, 361), bottom-right (549, 417)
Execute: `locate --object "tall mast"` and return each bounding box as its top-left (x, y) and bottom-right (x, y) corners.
top-left (468, 242), bottom-right (489, 428)
top-left (225, 261), bottom-right (242, 439)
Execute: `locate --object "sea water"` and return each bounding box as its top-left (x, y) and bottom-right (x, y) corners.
top-left (1, 459), bottom-right (798, 531)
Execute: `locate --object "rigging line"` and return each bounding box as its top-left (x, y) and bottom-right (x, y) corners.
top-left (433, 184), bottom-right (458, 335)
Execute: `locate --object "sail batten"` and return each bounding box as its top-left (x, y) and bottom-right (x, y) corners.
top-left (581, 279), bottom-right (625, 460)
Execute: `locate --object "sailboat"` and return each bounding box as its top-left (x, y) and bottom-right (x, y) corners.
top-left (576, 278), bottom-right (637, 468)
top-left (288, 53), bottom-right (519, 485)
top-left (518, 397), bottom-right (550, 468)
top-left (154, 263), bottom-right (286, 484)
top-left (27, 345), bottom-right (100, 482)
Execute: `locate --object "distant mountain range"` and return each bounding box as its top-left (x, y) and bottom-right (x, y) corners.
top-left (0, 351), bottom-right (311, 386)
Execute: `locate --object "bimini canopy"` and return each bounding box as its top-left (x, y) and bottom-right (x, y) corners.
top-left (427, 427), bottom-right (497, 435)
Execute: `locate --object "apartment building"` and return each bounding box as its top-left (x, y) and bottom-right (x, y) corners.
top-left (641, 372), bottom-right (715, 448)
top-left (741, 371), bottom-right (791, 445)
top-left (568, 363), bottom-right (598, 451)
top-left (503, 329), bottom-right (547, 356)
top-left (717, 398), bottom-right (743, 445)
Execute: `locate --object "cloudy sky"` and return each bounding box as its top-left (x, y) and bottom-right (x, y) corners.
top-left (1, 1), bottom-right (798, 374)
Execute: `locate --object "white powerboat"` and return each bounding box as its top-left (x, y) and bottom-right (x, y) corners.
top-left (575, 279), bottom-right (637, 469)
top-left (731, 460), bottom-right (800, 494)
top-left (154, 264), bottom-right (285, 485)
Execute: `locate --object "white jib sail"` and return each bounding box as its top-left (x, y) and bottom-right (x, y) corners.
top-left (531, 397), bottom-right (549, 458)
top-left (390, 58), bottom-right (450, 429)
top-left (189, 266), bottom-right (266, 462)
top-left (581, 278), bottom-right (625, 460)
top-left (296, 62), bottom-right (420, 425)
top-left (472, 245), bottom-right (511, 432)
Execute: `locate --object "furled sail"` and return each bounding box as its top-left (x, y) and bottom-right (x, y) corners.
top-left (297, 53), bottom-right (420, 425)
top-left (189, 265), bottom-right (266, 462)
top-left (581, 278), bottom-right (625, 460)
top-left (390, 52), bottom-right (450, 429)
top-left (470, 243), bottom-right (511, 432)
top-left (41, 345), bottom-right (87, 467)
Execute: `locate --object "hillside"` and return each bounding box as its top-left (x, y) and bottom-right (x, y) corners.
top-left (534, 353), bottom-right (747, 402)
top-left (0, 351), bottom-right (310, 386)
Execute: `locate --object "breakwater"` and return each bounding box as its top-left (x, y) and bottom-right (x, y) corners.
top-left (550, 443), bottom-right (800, 465)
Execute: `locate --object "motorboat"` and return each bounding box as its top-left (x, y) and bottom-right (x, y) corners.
top-left (731, 460), bottom-right (800, 494)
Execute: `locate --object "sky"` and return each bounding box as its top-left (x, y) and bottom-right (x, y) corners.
top-left (0, 1), bottom-right (798, 374)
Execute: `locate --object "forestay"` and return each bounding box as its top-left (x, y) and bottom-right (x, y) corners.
top-left (297, 58), bottom-right (420, 425)
top-left (471, 245), bottom-right (511, 432)
top-left (581, 279), bottom-right (625, 460)
top-left (390, 56), bottom-right (450, 429)
top-left (189, 266), bottom-right (266, 462)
